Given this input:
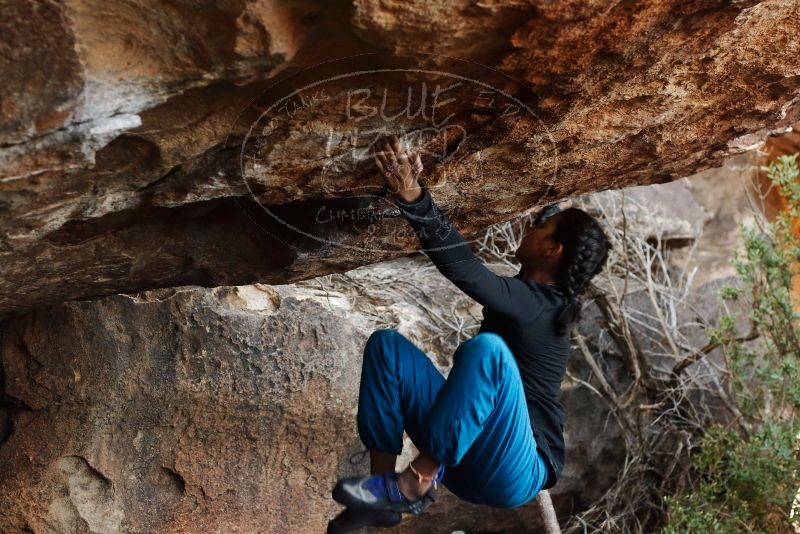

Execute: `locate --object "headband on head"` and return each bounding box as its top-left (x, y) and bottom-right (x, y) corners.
top-left (532, 203), bottom-right (562, 228)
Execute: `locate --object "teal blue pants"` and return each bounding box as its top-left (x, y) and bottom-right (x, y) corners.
top-left (356, 329), bottom-right (549, 508)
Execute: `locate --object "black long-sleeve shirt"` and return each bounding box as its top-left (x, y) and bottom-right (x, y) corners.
top-left (394, 183), bottom-right (570, 490)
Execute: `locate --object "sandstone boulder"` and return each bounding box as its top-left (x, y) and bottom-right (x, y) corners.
top-left (2, 0), bottom-right (800, 315)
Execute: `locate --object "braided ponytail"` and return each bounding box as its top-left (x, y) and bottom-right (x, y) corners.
top-left (551, 208), bottom-right (611, 335)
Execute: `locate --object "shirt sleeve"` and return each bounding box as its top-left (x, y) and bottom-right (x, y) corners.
top-left (394, 183), bottom-right (546, 323)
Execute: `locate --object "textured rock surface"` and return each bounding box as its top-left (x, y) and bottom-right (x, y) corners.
top-left (676, 152), bottom-right (758, 287)
top-left (666, 124), bottom-right (800, 289)
top-left (0, 282), bottom-right (365, 533)
top-left (2, 0), bottom-right (800, 316)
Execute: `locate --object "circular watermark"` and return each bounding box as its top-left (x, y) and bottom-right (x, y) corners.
top-left (228, 52), bottom-right (558, 256)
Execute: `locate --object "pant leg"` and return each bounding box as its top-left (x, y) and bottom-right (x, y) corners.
top-left (357, 328), bottom-right (445, 456)
top-left (422, 332), bottom-right (549, 508)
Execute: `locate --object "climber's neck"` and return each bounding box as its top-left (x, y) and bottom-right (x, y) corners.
top-left (518, 264), bottom-right (559, 286)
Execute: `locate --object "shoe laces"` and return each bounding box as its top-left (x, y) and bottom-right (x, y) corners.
top-left (433, 463), bottom-right (445, 490)
top-left (360, 471), bottom-right (411, 504)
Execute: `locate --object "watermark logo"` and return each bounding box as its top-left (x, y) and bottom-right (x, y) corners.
top-left (229, 53), bottom-right (557, 255)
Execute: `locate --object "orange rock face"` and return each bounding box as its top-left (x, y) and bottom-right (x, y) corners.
top-left (753, 124), bottom-right (800, 303)
top-left (756, 126), bottom-right (800, 220)
top-left (1, 0), bottom-right (800, 317)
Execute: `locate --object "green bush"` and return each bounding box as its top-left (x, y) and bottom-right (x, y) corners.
top-left (663, 154), bottom-right (800, 534)
top-left (664, 420), bottom-right (800, 534)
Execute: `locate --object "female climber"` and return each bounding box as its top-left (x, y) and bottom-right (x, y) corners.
top-left (328, 135), bottom-right (611, 533)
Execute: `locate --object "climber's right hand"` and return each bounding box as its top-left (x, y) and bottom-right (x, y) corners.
top-left (372, 135), bottom-right (424, 204)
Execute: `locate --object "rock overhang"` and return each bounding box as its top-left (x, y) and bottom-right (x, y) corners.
top-left (1, 0), bottom-right (800, 316)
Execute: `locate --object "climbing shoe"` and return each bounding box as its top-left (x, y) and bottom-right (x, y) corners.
top-left (332, 464), bottom-right (444, 516)
top-left (326, 506), bottom-right (402, 533)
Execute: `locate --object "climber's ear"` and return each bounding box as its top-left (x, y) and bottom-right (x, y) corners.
top-left (545, 240), bottom-right (564, 258)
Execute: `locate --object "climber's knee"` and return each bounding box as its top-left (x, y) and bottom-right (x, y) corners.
top-left (456, 332), bottom-right (514, 370)
top-left (367, 327), bottom-right (398, 344)
top-left (363, 328), bottom-right (400, 367)
top-left (365, 328), bottom-right (399, 353)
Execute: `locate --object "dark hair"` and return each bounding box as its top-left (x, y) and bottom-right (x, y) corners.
top-left (549, 207), bottom-right (611, 335)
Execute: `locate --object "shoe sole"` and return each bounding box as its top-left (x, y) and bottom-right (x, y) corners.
top-left (326, 507), bottom-right (402, 534)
